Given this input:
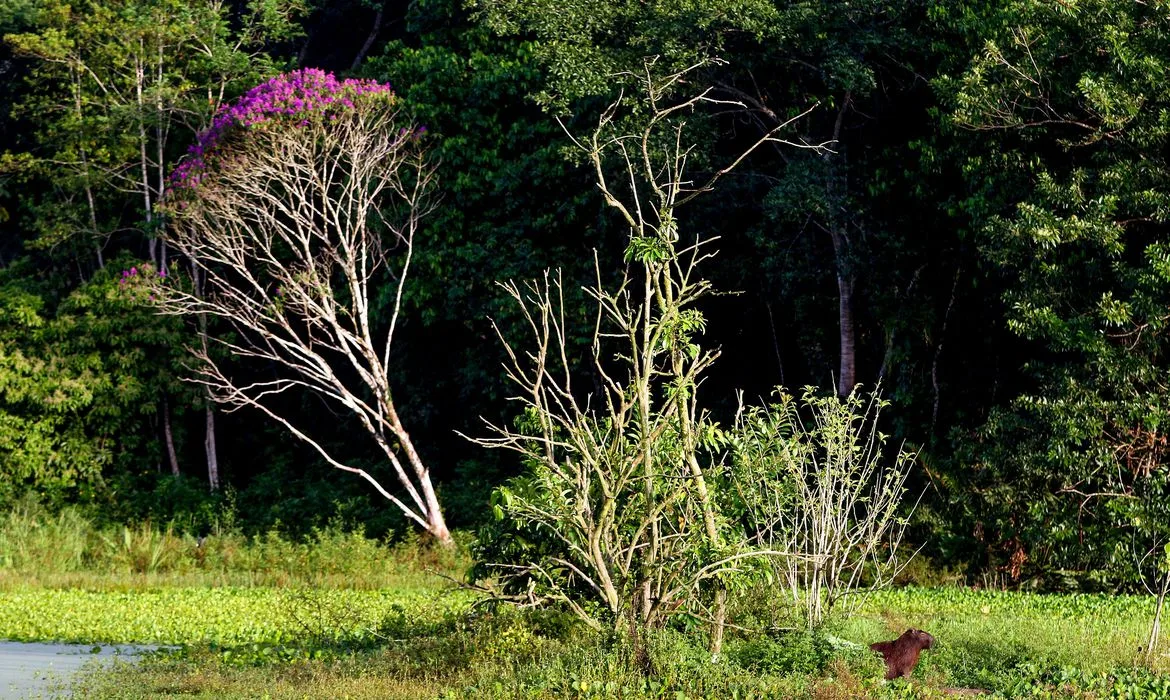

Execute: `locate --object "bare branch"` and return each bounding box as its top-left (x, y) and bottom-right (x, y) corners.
top-left (157, 98), bottom-right (451, 543)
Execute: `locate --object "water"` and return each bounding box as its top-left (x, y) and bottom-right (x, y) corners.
top-left (0, 642), bottom-right (152, 699)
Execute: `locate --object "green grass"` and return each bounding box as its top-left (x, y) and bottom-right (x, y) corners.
top-left (844, 588), bottom-right (1168, 696)
top-left (4, 583), bottom-right (1168, 699)
top-left (847, 588), bottom-right (1160, 674)
top-left (0, 498), bottom-right (470, 590)
top-left (3, 502), bottom-right (1168, 699)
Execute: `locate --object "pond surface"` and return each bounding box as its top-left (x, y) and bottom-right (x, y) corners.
top-left (0, 642), bottom-right (152, 699)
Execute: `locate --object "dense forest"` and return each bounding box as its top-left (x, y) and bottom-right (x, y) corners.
top-left (2, 0), bottom-right (1168, 592)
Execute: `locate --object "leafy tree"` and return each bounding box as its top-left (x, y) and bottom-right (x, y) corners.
top-left (942, 0), bottom-right (1170, 581)
top-left (474, 0), bottom-right (948, 401)
top-left (0, 257), bottom-right (187, 503)
top-left (4, 0), bottom-right (302, 269)
top-left (3, 0), bottom-right (309, 490)
top-left (358, 0), bottom-right (612, 503)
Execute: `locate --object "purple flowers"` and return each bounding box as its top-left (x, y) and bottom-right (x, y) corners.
top-left (117, 263), bottom-right (165, 305)
top-left (165, 69), bottom-right (397, 197)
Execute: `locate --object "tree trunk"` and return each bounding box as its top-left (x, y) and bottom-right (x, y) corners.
top-left (350, 0), bottom-right (387, 71)
top-left (162, 395), bottom-right (180, 477)
top-left (711, 588), bottom-right (727, 657)
top-left (72, 69), bottom-right (103, 270)
top-left (193, 265), bottom-right (220, 491)
top-left (825, 93), bottom-right (856, 399)
top-left (382, 399), bottom-right (451, 544)
top-left (831, 230), bottom-right (856, 398)
top-left (134, 49), bottom-right (155, 262)
top-left (765, 299), bottom-right (785, 385)
top-left (1147, 570), bottom-right (1170, 665)
top-left (205, 405), bottom-right (219, 490)
top-left (931, 268), bottom-right (961, 436)
top-left (419, 473), bottom-right (450, 544)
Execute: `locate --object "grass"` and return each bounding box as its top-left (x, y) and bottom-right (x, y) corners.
top-left (5, 582), bottom-right (1167, 699)
top-left (3, 503), bottom-right (1169, 699)
top-left (0, 498), bottom-right (469, 590)
top-left (846, 587), bottom-right (1161, 674)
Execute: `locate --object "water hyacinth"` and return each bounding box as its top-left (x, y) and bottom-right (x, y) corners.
top-left (165, 69), bottom-right (399, 198)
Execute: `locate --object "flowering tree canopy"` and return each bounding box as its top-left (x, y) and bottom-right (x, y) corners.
top-left (166, 69), bottom-right (403, 196)
top-left (156, 69), bottom-right (449, 543)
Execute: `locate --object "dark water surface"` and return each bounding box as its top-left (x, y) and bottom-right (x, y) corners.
top-left (0, 642), bottom-right (151, 699)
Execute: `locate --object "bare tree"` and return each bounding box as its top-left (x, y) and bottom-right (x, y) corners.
top-left (156, 86), bottom-right (451, 543)
top-left (471, 58), bottom-right (823, 654)
top-left (731, 387), bottom-right (917, 628)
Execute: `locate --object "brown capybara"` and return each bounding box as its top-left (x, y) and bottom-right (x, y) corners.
top-left (869, 628), bottom-right (935, 680)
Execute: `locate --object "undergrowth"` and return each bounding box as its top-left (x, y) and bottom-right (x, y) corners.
top-left (0, 497), bottom-right (469, 589)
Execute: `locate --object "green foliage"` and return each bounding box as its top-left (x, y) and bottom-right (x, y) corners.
top-left (360, 0), bottom-right (605, 465)
top-left (5, 0), bottom-right (1170, 604)
top-left (473, 0), bottom-right (779, 108)
top-left (0, 586), bottom-right (473, 647)
top-left (15, 576), bottom-right (1166, 699)
top-left (0, 499), bottom-right (472, 588)
top-left (0, 257), bottom-right (188, 500)
top-left (937, 0), bottom-right (1170, 581)
top-left (732, 628), bottom-right (834, 676)
top-left (3, 0), bottom-right (293, 259)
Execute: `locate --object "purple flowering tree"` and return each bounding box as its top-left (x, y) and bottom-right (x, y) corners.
top-left (156, 69), bottom-right (450, 543)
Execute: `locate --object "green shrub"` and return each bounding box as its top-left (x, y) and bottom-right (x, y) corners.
top-left (732, 629), bottom-right (832, 675)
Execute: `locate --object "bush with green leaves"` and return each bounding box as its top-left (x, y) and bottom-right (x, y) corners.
top-left (728, 387), bottom-right (917, 628)
top-left (0, 257), bottom-right (189, 503)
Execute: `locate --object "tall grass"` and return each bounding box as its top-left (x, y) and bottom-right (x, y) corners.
top-left (0, 498), bottom-right (468, 590)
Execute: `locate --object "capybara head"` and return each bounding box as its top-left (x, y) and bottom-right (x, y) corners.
top-left (904, 628), bottom-right (935, 650)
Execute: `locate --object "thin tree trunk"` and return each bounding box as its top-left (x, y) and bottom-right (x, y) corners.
top-left (156, 40), bottom-right (168, 274)
top-left (194, 265), bottom-right (220, 490)
top-left (711, 589), bottom-right (727, 656)
top-left (134, 49), bottom-right (157, 265)
top-left (638, 264), bottom-right (659, 622)
top-left (666, 264), bottom-right (726, 655)
top-left (162, 395), bottom-right (180, 477)
top-left (297, 30), bottom-right (313, 65)
top-left (204, 404), bottom-right (219, 490)
top-left (877, 266), bottom-right (923, 382)
top-left (930, 268), bottom-right (961, 437)
top-left (831, 230), bottom-right (856, 398)
top-left (825, 93), bottom-right (855, 399)
top-left (1147, 569), bottom-right (1170, 665)
top-left (72, 70), bottom-right (104, 270)
top-left (765, 299), bottom-right (785, 385)
top-left (350, 0), bottom-right (387, 71)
